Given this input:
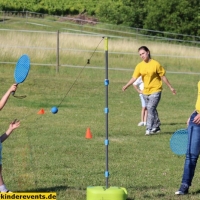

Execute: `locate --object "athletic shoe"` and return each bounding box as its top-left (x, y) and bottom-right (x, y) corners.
top-left (151, 127), bottom-right (161, 134)
top-left (175, 184), bottom-right (189, 195)
top-left (138, 122), bottom-right (144, 126)
top-left (145, 129), bottom-right (151, 135)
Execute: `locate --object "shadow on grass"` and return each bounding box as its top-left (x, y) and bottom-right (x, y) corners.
top-left (162, 122), bottom-right (186, 126)
top-left (145, 132), bottom-right (172, 135)
top-left (126, 185), bottom-right (166, 199)
top-left (161, 132), bottom-right (174, 135)
top-left (191, 189), bottom-right (200, 195)
top-left (17, 185), bottom-right (86, 192)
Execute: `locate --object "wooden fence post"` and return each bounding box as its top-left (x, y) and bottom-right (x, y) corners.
top-left (56, 30), bottom-right (59, 73)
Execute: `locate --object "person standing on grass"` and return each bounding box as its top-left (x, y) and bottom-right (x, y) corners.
top-left (122, 46), bottom-right (176, 135)
top-left (132, 76), bottom-right (147, 127)
top-left (175, 81), bottom-right (200, 195)
top-left (0, 84), bottom-right (20, 192)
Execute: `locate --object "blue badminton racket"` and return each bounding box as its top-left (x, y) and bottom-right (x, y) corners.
top-left (170, 129), bottom-right (188, 156)
top-left (12, 54), bottom-right (30, 98)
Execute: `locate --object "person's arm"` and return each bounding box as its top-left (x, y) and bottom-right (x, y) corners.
top-left (0, 120), bottom-right (20, 143)
top-left (122, 77), bottom-right (137, 91)
top-left (0, 84), bottom-right (18, 111)
top-left (133, 84), bottom-right (142, 94)
top-left (161, 75), bottom-right (176, 95)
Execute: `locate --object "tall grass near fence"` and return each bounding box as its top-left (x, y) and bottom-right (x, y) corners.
top-left (0, 30), bottom-right (200, 73)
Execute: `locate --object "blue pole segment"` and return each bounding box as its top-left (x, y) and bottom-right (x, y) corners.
top-left (104, 139), bottom-right (109, 145)
top-left (105, 171), bottom-right (109, 178)
top-left (104, 108), bottom-right (109, 113)
top-left (104, 79), bottom-right (109, 86)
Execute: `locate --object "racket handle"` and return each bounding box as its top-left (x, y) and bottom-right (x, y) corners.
top-left (12, 84), bottom-right (18, 96)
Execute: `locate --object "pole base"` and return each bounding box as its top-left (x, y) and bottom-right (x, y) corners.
top-left (86, 186), bottom-right (127, 200)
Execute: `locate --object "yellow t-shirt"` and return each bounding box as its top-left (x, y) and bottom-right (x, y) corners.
top-left (195, 81), bottom-right (200, 113)
top-left (132, 59), bottom-right (166, 95)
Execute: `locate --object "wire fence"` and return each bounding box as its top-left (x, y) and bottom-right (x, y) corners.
top-left (0, 17), bottom-right (200, 74)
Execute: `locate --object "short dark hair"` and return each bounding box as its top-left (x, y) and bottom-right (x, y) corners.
top-left (138, 46), bottom-right (151, 58)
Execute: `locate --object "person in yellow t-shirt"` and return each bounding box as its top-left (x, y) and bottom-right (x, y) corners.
top-left (175, 81), bottom-right (200, 195)
top-left (122, 46), bottom-right (176, 135)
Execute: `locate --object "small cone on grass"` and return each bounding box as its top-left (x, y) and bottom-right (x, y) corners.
top-left (37, 109), bottom-right (45, 114)
top-left (85, 127), bottom-right (92, 139)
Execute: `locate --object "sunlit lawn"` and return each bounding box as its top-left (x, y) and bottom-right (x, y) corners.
top-left (0, 18), bottom-right (200, 199)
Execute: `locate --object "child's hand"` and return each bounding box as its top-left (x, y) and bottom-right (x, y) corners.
top-left (9, 119), bottom-right (20, 130)
top-left (9, 84), bottom-right (18, 93)
top-left (0, 119), bottom-right (21, 142)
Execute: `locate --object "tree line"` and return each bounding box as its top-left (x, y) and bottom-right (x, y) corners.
top-left (0, 0), bottom-right (199, 38)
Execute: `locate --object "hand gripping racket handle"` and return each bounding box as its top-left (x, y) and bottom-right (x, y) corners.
top-left (11, 83), bottom-right (18, 96)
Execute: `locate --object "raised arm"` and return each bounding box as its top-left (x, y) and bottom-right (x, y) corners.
top-left (0, 119), bottom-right (20, 143)
top-left (0, 84), bottom-right (18, 110)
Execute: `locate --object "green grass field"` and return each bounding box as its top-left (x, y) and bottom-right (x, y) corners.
top-left (0, 64), bottom-right (200, 200)
top-left (0, 16), bottom-right (200, 200)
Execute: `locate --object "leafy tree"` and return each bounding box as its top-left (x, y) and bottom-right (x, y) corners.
top-left (144, 0), bottom-right (199, 36)
top-left (96, 0), bottom-right (147, 28)
top-left (0, 0), bottom-right (199, 37)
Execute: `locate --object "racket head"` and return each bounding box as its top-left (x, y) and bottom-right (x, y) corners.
top-left (14, 54), bottom-right (30, 84)
top-left (170, 129), bottom-right (188, 156)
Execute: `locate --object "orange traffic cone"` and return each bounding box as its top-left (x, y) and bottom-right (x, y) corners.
top-left (37, 109), bottom-right (45, 114)
top-left (85, 127), bottom-right (92, 139)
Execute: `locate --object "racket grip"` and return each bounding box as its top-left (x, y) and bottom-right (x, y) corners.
top-left (11, 84), bottom-right (18, 96)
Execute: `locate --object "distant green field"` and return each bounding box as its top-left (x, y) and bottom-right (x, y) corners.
top-left (0, 17), bottom-right (200, 200)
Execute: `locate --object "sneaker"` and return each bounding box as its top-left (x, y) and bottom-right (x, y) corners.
top-left (175, 184), bottom-right (189, 195)
top-left (145, 129), bottom-right (151, 135)
top-left (151, 127), bottom-right (161, 134)
top-left (138, 122), bottom-right (144, 126)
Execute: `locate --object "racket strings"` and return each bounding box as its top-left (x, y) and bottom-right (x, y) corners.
top-left (170, 129), bottom-right (188, 155)
top-left (15, 57), bottom-right (30, 83)
top-left (57, 37), bottom-right (104, 108)
top-left (13, 55), bottom-right (30, 99)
